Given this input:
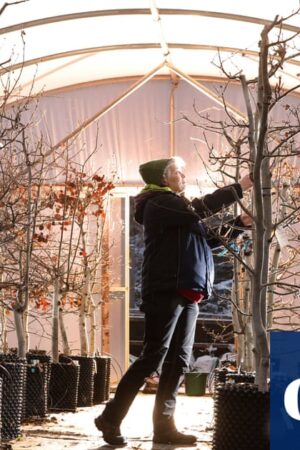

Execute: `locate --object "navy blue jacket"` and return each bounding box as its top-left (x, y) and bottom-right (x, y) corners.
top-left (134, 183), bottom-right (244, 300)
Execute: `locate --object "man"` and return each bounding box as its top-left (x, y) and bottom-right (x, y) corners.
top-left (95, 156), bottom-right (252, 446)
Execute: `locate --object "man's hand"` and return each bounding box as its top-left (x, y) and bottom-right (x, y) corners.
top-left (240, 213), bottom-right (252, 226)
top-left (239, 174), bottom-right (253, 192)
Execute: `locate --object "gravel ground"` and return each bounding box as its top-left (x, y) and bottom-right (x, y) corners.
top-left (8, 392), bottom-right (214, 450)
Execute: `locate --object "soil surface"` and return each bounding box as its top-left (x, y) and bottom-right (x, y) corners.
top-left (8, 392), bottom-right (214, 450)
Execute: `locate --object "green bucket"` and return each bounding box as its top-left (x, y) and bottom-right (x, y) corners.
top-left (185, 371), bottom-right (207, 396)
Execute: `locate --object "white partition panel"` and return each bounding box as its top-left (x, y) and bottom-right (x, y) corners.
top-left (108, 193), bottom-right (131, 383)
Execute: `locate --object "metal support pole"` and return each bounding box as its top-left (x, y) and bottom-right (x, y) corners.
top-left (52, 62), bottom-right (165, 151)
top-left (169, 76), bottom-right (178, 156)
top-left (166, 62), bottom-right (247, 121)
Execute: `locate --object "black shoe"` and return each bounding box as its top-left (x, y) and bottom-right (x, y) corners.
top-left (94, 414), bottom-right (127, 446)
top-left (153, 429), bottom-right (197, 445)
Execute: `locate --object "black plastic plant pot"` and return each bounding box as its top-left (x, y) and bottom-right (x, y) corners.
top-left (225, 372), bottom-right (255, 384)
top-left (212, 383), bottom-right (269, 450)
top-left (25, 364), bottom-right (48, 418)
top-left (210, 367), bottom-right (229, 395)
top-left (214, 367), bottom-right (229, 385)
top-left (93, 356), bottom-right (111, 404)
top-left (48, 362), bottom-right (80, 412)
top-left (0, 353), bottom-right (27, 422)
top-left (60, 355), bottom-right (95, 407)
top-left (26, 352), bottom-right (52, 410)
top-left (0, 361), bottom-right (26, 441)
top-left (27, 351), bottom-right (52, 382)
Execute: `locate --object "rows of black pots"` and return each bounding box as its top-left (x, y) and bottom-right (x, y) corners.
top-left (0, 351), bottom-right (111, 444)
top-left (212, 368), bottom-right (269, 450)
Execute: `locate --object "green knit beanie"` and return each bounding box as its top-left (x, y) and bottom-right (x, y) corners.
top-left (139, 158), bottom-right (172, 186)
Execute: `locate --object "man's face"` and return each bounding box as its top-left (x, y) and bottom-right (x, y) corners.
top-left (165, 163), bottom-right (186, 193)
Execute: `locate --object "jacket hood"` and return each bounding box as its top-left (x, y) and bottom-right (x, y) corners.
top-left (134, 190), bottom-right (167, 224)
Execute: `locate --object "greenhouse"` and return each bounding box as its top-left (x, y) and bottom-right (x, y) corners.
top-left (0, 1), bottom-right (299, 449)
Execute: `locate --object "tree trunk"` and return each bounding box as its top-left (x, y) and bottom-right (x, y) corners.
top-left (101, 227), bottom-right (110, 354)
top-left (52, 278), bottom-right (60, 363)
top-left (89, 294), bottom-right (97, 356)
top-left (249, 23), bottom-right (272, 392)
top-left (0, 306), bottom-right (8, 353)
top-left (79, 273), bottom-right (89, 356)
top-left (252, 159), bottom-right (270, 391)
top-left (244, 320), bottom-right (254, 371)
top-left (260, 157), bottom-right (272, 328)
top-left (14, 309), bottom-right (26, 358)
top-left (252, 165), bottom-right (270, 390)
top-left (267, 244), bottom-right (281, 331)
top-left (23, 306), bottom-right (30, 353)
top-left (0, 268), bottom-right (8, 353)
top-left (59, 308), bottom-right (71, 355)
top-left (231, 258), bottom-right (244, 369)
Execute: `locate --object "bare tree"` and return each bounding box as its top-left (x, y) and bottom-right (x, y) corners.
top-left (183, 10), bottom-right (300, 391)
top-left (0, 126), bottom-right (56, 357)
top-left (28, 147), bottom-right (115, 362)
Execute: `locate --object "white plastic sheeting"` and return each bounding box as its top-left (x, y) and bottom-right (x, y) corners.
top-left (1, 0), bottom-right (300, 97)
top-left (20, 77), bottom-right (299, 185)
top-left (1, 0), bottom-right (300, 183)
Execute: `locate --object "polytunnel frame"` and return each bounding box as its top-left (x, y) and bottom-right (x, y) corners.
top-left (4, 2), bottom-right (300, 375)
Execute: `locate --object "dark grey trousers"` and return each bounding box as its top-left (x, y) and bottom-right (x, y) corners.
top-left (101, 292), bottom-right (198, 431)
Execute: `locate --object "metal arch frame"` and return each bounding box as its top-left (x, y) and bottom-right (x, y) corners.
top-left (51, 61), bottom-right (165, 150)
top-left (0, 43), bottom-right (260, 75)
top-left (2, 5), bottom-right (300, 118)
top-left (2, 43), bottom-right (300, 77)
top-left (166, 62), bottom-right (247, 121)
top-left (0, 8), bottom-right (299, 35)
top-left (50, 60), bottom-right (247, 153)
